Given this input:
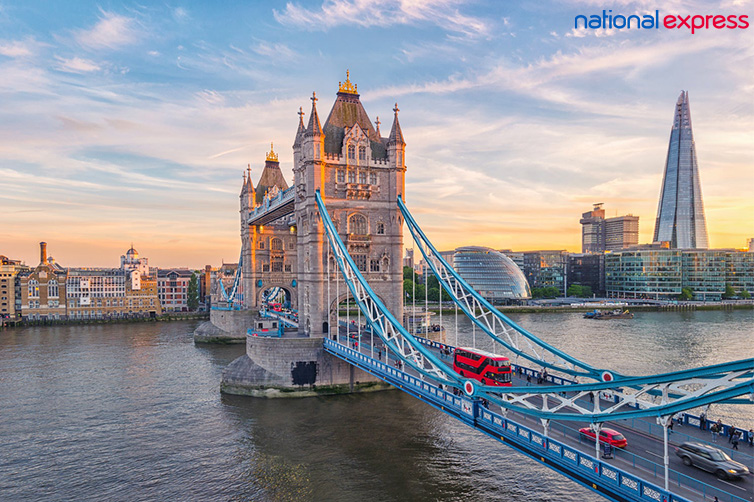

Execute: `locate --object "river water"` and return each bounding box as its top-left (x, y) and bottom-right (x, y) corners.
top-left (1, 310), bottom-right (752, 502)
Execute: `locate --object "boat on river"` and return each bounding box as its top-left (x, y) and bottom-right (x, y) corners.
top-left (583, 309), bottom-right (634, 320)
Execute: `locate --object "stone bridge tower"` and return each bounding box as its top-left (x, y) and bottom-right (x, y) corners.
top-left (293, 72), bottom-right (406, 337)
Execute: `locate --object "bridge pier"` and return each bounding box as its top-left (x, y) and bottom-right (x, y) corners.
top-left (221, 333), bottom-right (390, 398)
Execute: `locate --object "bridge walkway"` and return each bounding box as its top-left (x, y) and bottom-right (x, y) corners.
top-left (331, 329), bottom-right (753, 502)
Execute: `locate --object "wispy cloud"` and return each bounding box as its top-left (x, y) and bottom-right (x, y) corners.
top-left (274, 0), bottom-right (490, 37)
top-left (253, 41), bottom-right (298, 61)
top-left (0, 39), bottom-right (34, 57)
top-left (74, 10), bottom-right (140, 50)
top-left (55, 56), bottom-right (100, 73)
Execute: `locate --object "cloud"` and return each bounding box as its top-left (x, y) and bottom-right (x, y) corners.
top-left (0, 39), bottom-right (33, 57)
top-left (253, 41), bottom-right (298, 61)
top-left (55, 56), bottom-right (101, 73)
top-left (565, 27), bottom-right (616, 38)
top-left (74, 10), bottom-right (139, 50)
top-left (274, 0), bottom-right (490, 37)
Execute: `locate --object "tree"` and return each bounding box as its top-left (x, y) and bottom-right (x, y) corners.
top-left (722, 283), bottom-right (736, 299)
top-left (187, 272), bottom-right (199, 310)
top-left (403, 266), bottom-right (414, 281)
top-left (428, 287), bottom-right (440, 302)
top-left (678, 287), bottom-right (693, 301)
top-left (567, 284), bottom-right (584, 297)
top-left (739, 289), bottom-right (751, 299)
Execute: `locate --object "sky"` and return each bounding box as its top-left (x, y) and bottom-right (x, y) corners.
top-left (1, 0), bottom-right (752, 268)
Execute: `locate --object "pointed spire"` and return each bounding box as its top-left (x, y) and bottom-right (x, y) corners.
top-left (305, 91), bottom-right (322, 137)
top-left (294, 107), bottom-right (306, 148)
top-left (375, 116), bottom-right (381, 137)
top-left (388, 103), bottom-right (405, 145)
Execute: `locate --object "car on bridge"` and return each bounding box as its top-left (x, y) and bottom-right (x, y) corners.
top-left (674, 442), bottom-right (750, 480)
top-left (578, 427), bottom-right (628, 448)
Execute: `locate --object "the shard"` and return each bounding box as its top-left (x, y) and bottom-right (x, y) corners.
top-left (653, 91), bottom-right (709, 249)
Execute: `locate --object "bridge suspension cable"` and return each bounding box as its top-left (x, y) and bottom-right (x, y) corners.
top-left (399, 195), bottom-right (617, 382)
top-left (316, 191), bottom-right (460, 385)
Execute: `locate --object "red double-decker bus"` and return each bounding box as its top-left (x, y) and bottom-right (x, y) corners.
top-left (453, 347), bottom-right (512, 386)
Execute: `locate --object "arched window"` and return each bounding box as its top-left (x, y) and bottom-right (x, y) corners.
top-left (348, 144), bottom-right (355, 160)
top-left (48, 280), bottom-right (59, 298)
top-left (271, 238), bottom-right (283, 251)
top-left (28, 279), bottom-right (39, 298)
top-left (358, 146), bottom-right (366, 161)
top-left (349, 214), bottom-right (367, 235)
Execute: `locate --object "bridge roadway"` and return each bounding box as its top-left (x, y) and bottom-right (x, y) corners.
top-left (333, 327), bottom-right (753, 502)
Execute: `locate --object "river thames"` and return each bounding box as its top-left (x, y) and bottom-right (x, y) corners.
top-left (1, 310), bottom-right (752, 501)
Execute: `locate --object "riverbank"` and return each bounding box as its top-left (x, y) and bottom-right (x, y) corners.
top-left (0, 311), bottom-right (209, 329)
top-left (340, 302), bottom-right (754, 316)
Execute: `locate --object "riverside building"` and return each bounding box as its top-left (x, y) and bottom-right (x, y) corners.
top-left (605, 246), bottom-right (754, 301)
top-left (580, 203), bottom-right (639, 253)
top-left (452, 246), bottom-right (530, 303)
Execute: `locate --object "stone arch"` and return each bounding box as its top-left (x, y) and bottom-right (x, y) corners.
top-left (258, 286), bottom-right (294, 307)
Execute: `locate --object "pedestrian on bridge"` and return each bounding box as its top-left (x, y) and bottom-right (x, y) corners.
top-left (728, 426), bottom-right (736, 444)
top-left (732, 431), bottom-right (740, 450)
top-left (699, 412), bottom-right (706, 430)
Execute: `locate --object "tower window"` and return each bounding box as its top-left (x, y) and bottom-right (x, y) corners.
top-left (359, 146), bottom-right (366, 161)
top-left (359, 172), bottom-right (366, 184)
top-left (377, 222), bottom-right (385, 235)
top-left (349, 213), bottom-right (367, 235)
top-left (348, 144), bottom-right (355, 160)
top-left (337, 170), bottom-right (345, 183)
top-left (369, 173), bottom-right (377, 185)
top-left (370, 259), bottom-right (380, 272)
top-left (354, 255), bottom-right (367, 272)
top-left (348, 171), bottom-right (356, 183)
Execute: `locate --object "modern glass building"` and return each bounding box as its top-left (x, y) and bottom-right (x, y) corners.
top-left (605, 248), bottom-right (683, 300)
top-left (453, 246), bottom-right (531, 303)
top-left (653, 91), bottom-right (709, 249)
top-left (605, 247), bottom-right (754, 301)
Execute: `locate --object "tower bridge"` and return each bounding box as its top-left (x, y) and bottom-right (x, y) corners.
top-left (207, 74), bottom-right (754, 502)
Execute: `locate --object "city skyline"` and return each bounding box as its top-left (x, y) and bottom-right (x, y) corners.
top-left (1, 1), bottom-right (752, 268)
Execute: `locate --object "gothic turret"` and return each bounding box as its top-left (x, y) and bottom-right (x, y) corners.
top-left (302, 93), bottom-right (324, 162)
top-left (255, 143), bottom-right (289, 205)
top-left (387, 103), bottom-right (406, 169)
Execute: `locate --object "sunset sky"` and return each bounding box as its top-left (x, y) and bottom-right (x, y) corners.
top-left (1, 0), bottom-right (752, 268)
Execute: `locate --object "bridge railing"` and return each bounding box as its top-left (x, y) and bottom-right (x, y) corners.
top-left (324, 338), bottom-right (701, 502)
top-left (414, 335), bottom-right (754, 452)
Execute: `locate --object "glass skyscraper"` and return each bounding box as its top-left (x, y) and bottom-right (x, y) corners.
top-left (653, 91), bottom-right (709, 249)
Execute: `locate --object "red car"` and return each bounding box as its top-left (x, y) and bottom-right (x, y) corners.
top-left (579, 427), bottom-right (628, 448)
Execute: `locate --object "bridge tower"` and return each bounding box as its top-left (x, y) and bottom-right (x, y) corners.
top-left (294, 72), bottom-right (406, 336)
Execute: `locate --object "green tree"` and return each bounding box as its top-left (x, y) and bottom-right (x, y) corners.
top-left (403, 266), bottom-right (415, 281)
top-left (722, 283), bottom-right (736, 299)
top-left (187, 272), bottom-right (199, 310)
top-left (678, 287), bottom-right (694, 301)
top-left (567, 284), bottom-right (584, 297)
top-left (428, 287), bottom-right (440, 302)
top-left (739, 289), bottom-right (751, 299)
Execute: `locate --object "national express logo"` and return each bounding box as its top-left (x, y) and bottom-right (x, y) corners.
top-left (574, 10), bottom-right (749, 34)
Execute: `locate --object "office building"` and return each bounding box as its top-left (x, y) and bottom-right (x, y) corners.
top-left (653, 91), bottom-right (709, 249)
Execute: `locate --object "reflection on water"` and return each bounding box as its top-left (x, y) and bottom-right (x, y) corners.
top-left (1, 310), bottom-right (752, 501)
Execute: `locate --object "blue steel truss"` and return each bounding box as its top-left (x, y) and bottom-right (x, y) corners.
top-left (316, 190), bottom-right (754, 424)
top-left (399, 195), bottom-right (614, 381)
top-left (218, 250), bottom-right (243, 307)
